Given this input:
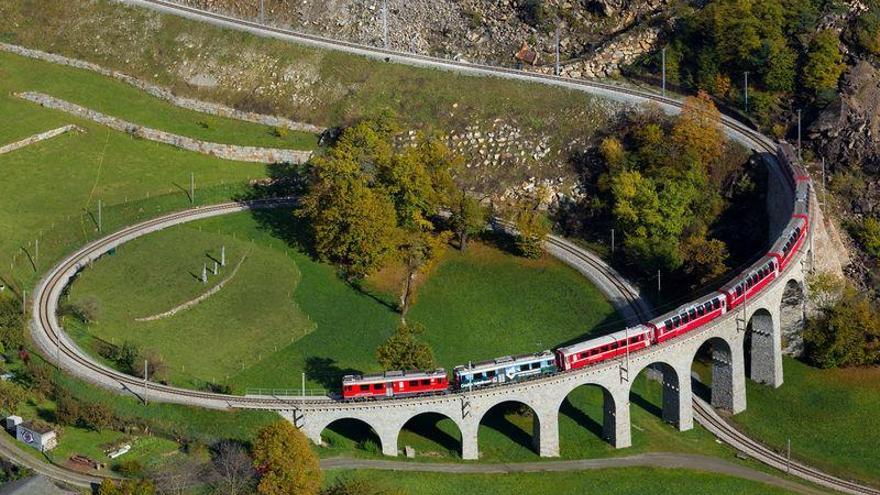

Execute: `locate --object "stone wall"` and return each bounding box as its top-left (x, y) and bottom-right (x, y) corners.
top-left (528, 25), bottom-right (660, 79)
top-left (17, 92), bottom-right (312, 164)
top-left (0, 125), bottom-right (84, 155)
top-left (0, 42), bottom-right (325, 135)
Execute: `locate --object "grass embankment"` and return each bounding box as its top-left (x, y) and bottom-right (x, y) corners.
top-left (732, 357), bottom-right (880, 487)
top-left (323, 468), bottom-right (799, 495)
top-left (0, 51), bottom-right (318, 149)
top-left (67, 210), bottom-right (620, 392)
top-left (0, 0), bottom-right (613, 192)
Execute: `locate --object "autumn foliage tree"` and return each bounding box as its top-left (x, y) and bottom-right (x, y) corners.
top-left (450, 191), bottom-right (487, 252)
top-left (376, 322), bottom-right (436, 371)
top-left (252, 420), bottom-right (322, 495)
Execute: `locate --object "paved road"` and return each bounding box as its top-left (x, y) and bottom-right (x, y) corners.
top-left (0, 432), bottom-right (104, 489)
top-left (321, 452), bottom-right (828, 495)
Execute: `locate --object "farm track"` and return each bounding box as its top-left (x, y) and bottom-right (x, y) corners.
top-left (20, 1), bottom-right (877, 493)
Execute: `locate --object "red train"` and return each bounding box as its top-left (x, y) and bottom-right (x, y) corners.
top-left (342, 369), bottom-right (448, 400)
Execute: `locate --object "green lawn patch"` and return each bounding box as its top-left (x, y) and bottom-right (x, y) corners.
top-left (732, 357), bottom-right (880, 487)
top-left (66, 210), bottom-right (620, 395)
top-left (323, 467), bottom-right (799, 495)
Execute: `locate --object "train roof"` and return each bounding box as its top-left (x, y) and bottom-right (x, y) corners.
top-left (343, 368), bottom-right (447, 385)
top-left (453, 350), bottom-right (554, 374)
top-left (556, 325), bottom-right (652, 356)
top-left (720, 254), bottom-right (777, 293)
top-left (769, 217), bottom-right (807, 254)
top-left (649, 291), bottom-right (726, 327)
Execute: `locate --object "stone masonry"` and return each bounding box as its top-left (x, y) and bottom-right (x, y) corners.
top-left (0, 125), bottom-right (84, 155)
top-left (16, 92), bottom-right (312, 164)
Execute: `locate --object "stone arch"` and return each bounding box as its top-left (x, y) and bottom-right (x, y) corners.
top-left (746, 307), bottom-right (783, 387)
top-left (396, 411), bottom-right (463, 458)
top-left (316, 417), bottom-right (385, 455)
top-left (629, 361), bottom-right (690, 431)
top-left (693, 336), bottom-right (745, 413)
top-left (477, 400), bottom-right (543, 457)
top-left (779, 279), bottom-right (806, 356)
top-left (557, 382), bottom-right (621, 453)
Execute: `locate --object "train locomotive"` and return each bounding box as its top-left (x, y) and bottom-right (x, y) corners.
top-left (341, 142), bottom-right (810, 401)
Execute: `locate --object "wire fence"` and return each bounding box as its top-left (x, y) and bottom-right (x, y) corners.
top-left (1, 181), bottom-right (254, 296)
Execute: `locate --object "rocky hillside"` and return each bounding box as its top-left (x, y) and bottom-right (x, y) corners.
top-left (176, 0), bottom-right (670, 71)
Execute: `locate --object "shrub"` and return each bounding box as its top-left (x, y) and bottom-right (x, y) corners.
top-left (68, 295), bottom-right (101, 324)
top-left (321, 476), bottom-right (401, 495)
top-left (0, 295), bottom-right (23, 352)
top-left (513, 206), bottom-right (550, 259)
top-left (272, 126), bottom-right (289, 138)
top-left (114, 459), bottom-right (144, 477)
top-left (851, 1), bottom-right (880, 56)
top-left (853, 217), bottom-right (880, 259)
top-left (133, 349), bottom-right (168, 383)
top-left (518, 0), bottom-right (548, 28)
top-left (0, 380), bottom-right (28, 414)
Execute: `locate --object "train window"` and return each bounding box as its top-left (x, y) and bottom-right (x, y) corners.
top-left (682, 312), bottom-right (690, 323)
top-left (531, 362), bottom-right (540, 370)
top-left (665, 320), bottom-right (673, 331)
top-left (697, 306), bottom-right (705, 316)
top-left (579, 352), bottom-right (587, 359)
top-left (673, 316), bottom-right (681, 327)
top-left (374, 383), bottom-right (385, 390)
top-left (421, 379), bottom-right (430, 385)
top-left (736, 286), bottom-right (743, 296)
top-left (408, 380), bottom-right (418, 386)
top-left (360, 385), bottom-right (369, 391)
top-left (714, 299), bottom-right (721, 309)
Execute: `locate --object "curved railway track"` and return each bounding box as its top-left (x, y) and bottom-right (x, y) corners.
top-left (24, 1), bottom-right (878, 493)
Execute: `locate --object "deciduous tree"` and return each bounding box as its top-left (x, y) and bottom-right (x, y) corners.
top-left (450, 192), bottom-right (486, 252)
top-left (376, 322), bottom-right (435, 370)
top-left (252, 421), bottom-right (322, 495)
top-left (802, 30), bottom-right (845, 93)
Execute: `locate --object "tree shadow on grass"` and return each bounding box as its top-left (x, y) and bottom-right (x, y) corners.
top-left (401, 413), bottom-right (461, 456)
top-left (559, 397), bottom-right (604, 439)
top-left (304, 356), bottom-right (361, 391)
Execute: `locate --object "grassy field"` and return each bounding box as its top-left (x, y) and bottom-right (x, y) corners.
top-left (323, 468), bottom-right (799, 495)
top-left (0, 57), bottom-right (279, 289)
top-left (66, 210), bottom-right (620, 392)
top-left (0, 51), bottom-right (318, 149)
top-left (731, 357), bottom-right (880, 487)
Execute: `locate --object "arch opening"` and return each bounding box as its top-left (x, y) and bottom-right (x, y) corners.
top-left (780, 279), bottom-right (805, 356)
top-left (558, 383), bottom-right (617, 455)
top-left (630, 362), bottom-right (683, 428)
top-left (746, 307), bottom-right (781, 386)
top-left (692, 337), bottom-right (736, 411)
top-left (397, 412), bottom-right (462, 459)
top-left (319, 418), bottom-right (382, 455)
top-left (478, 401), bottom-right (540, 458)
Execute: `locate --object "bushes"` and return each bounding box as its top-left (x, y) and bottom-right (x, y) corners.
top-left (518, 0), bottom-right (548, 28)
top-left (803, 274), bottom-right (880, 368)
top-left (850, 0), bottom-right (880, 56)
top-left (67, 295), bottom-right (101, 324)
top-left (0, 380), bottom-right (27, 414)
top-left (802, 30), bottom-right (845, 93)
top-left (851, 217), bottom-right (880, 259)
top-left (55, 390), bottom-right (119, 430)
top-left (0, 294), bottom-right (23, 353)
top-left (252, 421), bottom-right (322, 495)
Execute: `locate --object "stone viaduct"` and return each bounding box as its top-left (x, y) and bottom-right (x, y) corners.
top-left (278, 151), bottom-right (811, 460)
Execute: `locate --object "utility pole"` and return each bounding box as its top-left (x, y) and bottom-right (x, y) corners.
top-left (202, 264), bottom-right (208, 284)
top-left (743, 71), bottom-right (750, 112)
top-left (22, 289), bottom-right (26, 316)
top-left (97, 199), bottom-right (102, 232)
top-left (144, 359), bottom-right (149, 406)
top-left (190, 172), bottom-right (195, 204)
top-left (821, 157), bottom-right (826, 206)
top-left (382, 0), bottom-right (388, 49)
top-left (661, 47), bottom-right (667, 97)
top-left (611, 228), bottom-right (615, 254)
top-left (213, 261), bottom-right (218, 275)
top-left (797, 109), bottom-right (802, 161)
top-left (221, 246), bottom-right (226, 267)
top-left (34, 239), bottom-right (38, 268)
top-left (302, 372), bottom-right (306, 398)
top-left (259, 0), bottom-right (265, 24)
top-left (657, 269), bottom-right (661, 295)
top-left (555, 24), bottom-right (561, 76)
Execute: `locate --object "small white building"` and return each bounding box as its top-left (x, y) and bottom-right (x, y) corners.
top-left (4, 415), bottom-right (22, 432)
top-left (15, 421), bottom-right (57, 452)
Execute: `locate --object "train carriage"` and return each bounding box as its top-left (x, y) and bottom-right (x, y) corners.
top-left (453, 351), bottom-right (556, 390)
top-left (769, 217), bottom-right (807, 273)
top-left (649, 292), bottom-right (727, 344)
top-left (721, 255), bottom-right (779, 310)
top-left (555, 325), bottom-right (653, 371)
top-left (342, 369), bottom-right (448, 400)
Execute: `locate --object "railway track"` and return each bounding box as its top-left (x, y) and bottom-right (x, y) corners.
top-left (24, 2), bottom-right (877, 493)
